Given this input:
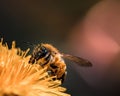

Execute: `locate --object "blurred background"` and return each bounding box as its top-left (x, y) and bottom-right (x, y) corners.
top-left (1, 0), bottom-right (120, 96)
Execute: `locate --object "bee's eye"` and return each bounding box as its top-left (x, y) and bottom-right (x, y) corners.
top-left (37, 51), bottom-right (41, 56)
top-left (41, 46), bottom-right (47, 53)
top-left (35, 51), bottom-right (42, 58)
top-left (34, 46), bottom-right (48, 60)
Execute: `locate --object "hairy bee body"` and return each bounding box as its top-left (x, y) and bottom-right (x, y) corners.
top-left (29, 43), bottom-right (92, 83)
top-left (29, 44), bottom-right (67, 82)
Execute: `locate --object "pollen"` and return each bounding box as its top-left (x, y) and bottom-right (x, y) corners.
top-left (0, 39), bottom-right (70, 96)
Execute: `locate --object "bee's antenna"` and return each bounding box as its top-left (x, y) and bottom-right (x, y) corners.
top-left (23, 42), bottom-right (36, 47)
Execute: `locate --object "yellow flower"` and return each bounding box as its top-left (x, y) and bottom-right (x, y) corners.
top-left (0, 39), bottom-right (70, 96)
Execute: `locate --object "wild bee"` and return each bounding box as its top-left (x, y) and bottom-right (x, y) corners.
top-left (29, 43), bottom-right (92, 83)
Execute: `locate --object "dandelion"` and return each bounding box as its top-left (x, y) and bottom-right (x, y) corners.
top-left (0, 39), bottom-right (70, 96)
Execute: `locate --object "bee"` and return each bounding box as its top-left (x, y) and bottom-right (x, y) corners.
top-left (29, 43), bottom-right (92, 83)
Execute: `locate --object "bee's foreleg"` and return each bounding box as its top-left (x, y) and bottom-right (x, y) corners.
top-left (58, 71), bottom-right (67, 83)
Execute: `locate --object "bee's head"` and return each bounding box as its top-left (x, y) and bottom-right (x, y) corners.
top-left (29, 43), bottom-right (60, 64)
top-left (29, 43), bottom-right (49, 63)
top-left (33, 43), bottom-right (49, 59)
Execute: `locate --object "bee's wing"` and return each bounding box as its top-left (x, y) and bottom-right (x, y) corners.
top-left (62, 53), bottom-right (92, 67)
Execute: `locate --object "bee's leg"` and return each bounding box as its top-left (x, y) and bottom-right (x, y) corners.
top-left (47, 70), bottom-right (53, 76)
top-left (58, 71), bottom-right (67, 83)
top-left (47, 70), bottom-right (56, 80)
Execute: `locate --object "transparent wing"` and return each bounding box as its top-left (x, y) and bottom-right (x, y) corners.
top-left (62, 53), bottom-right (92, 67)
